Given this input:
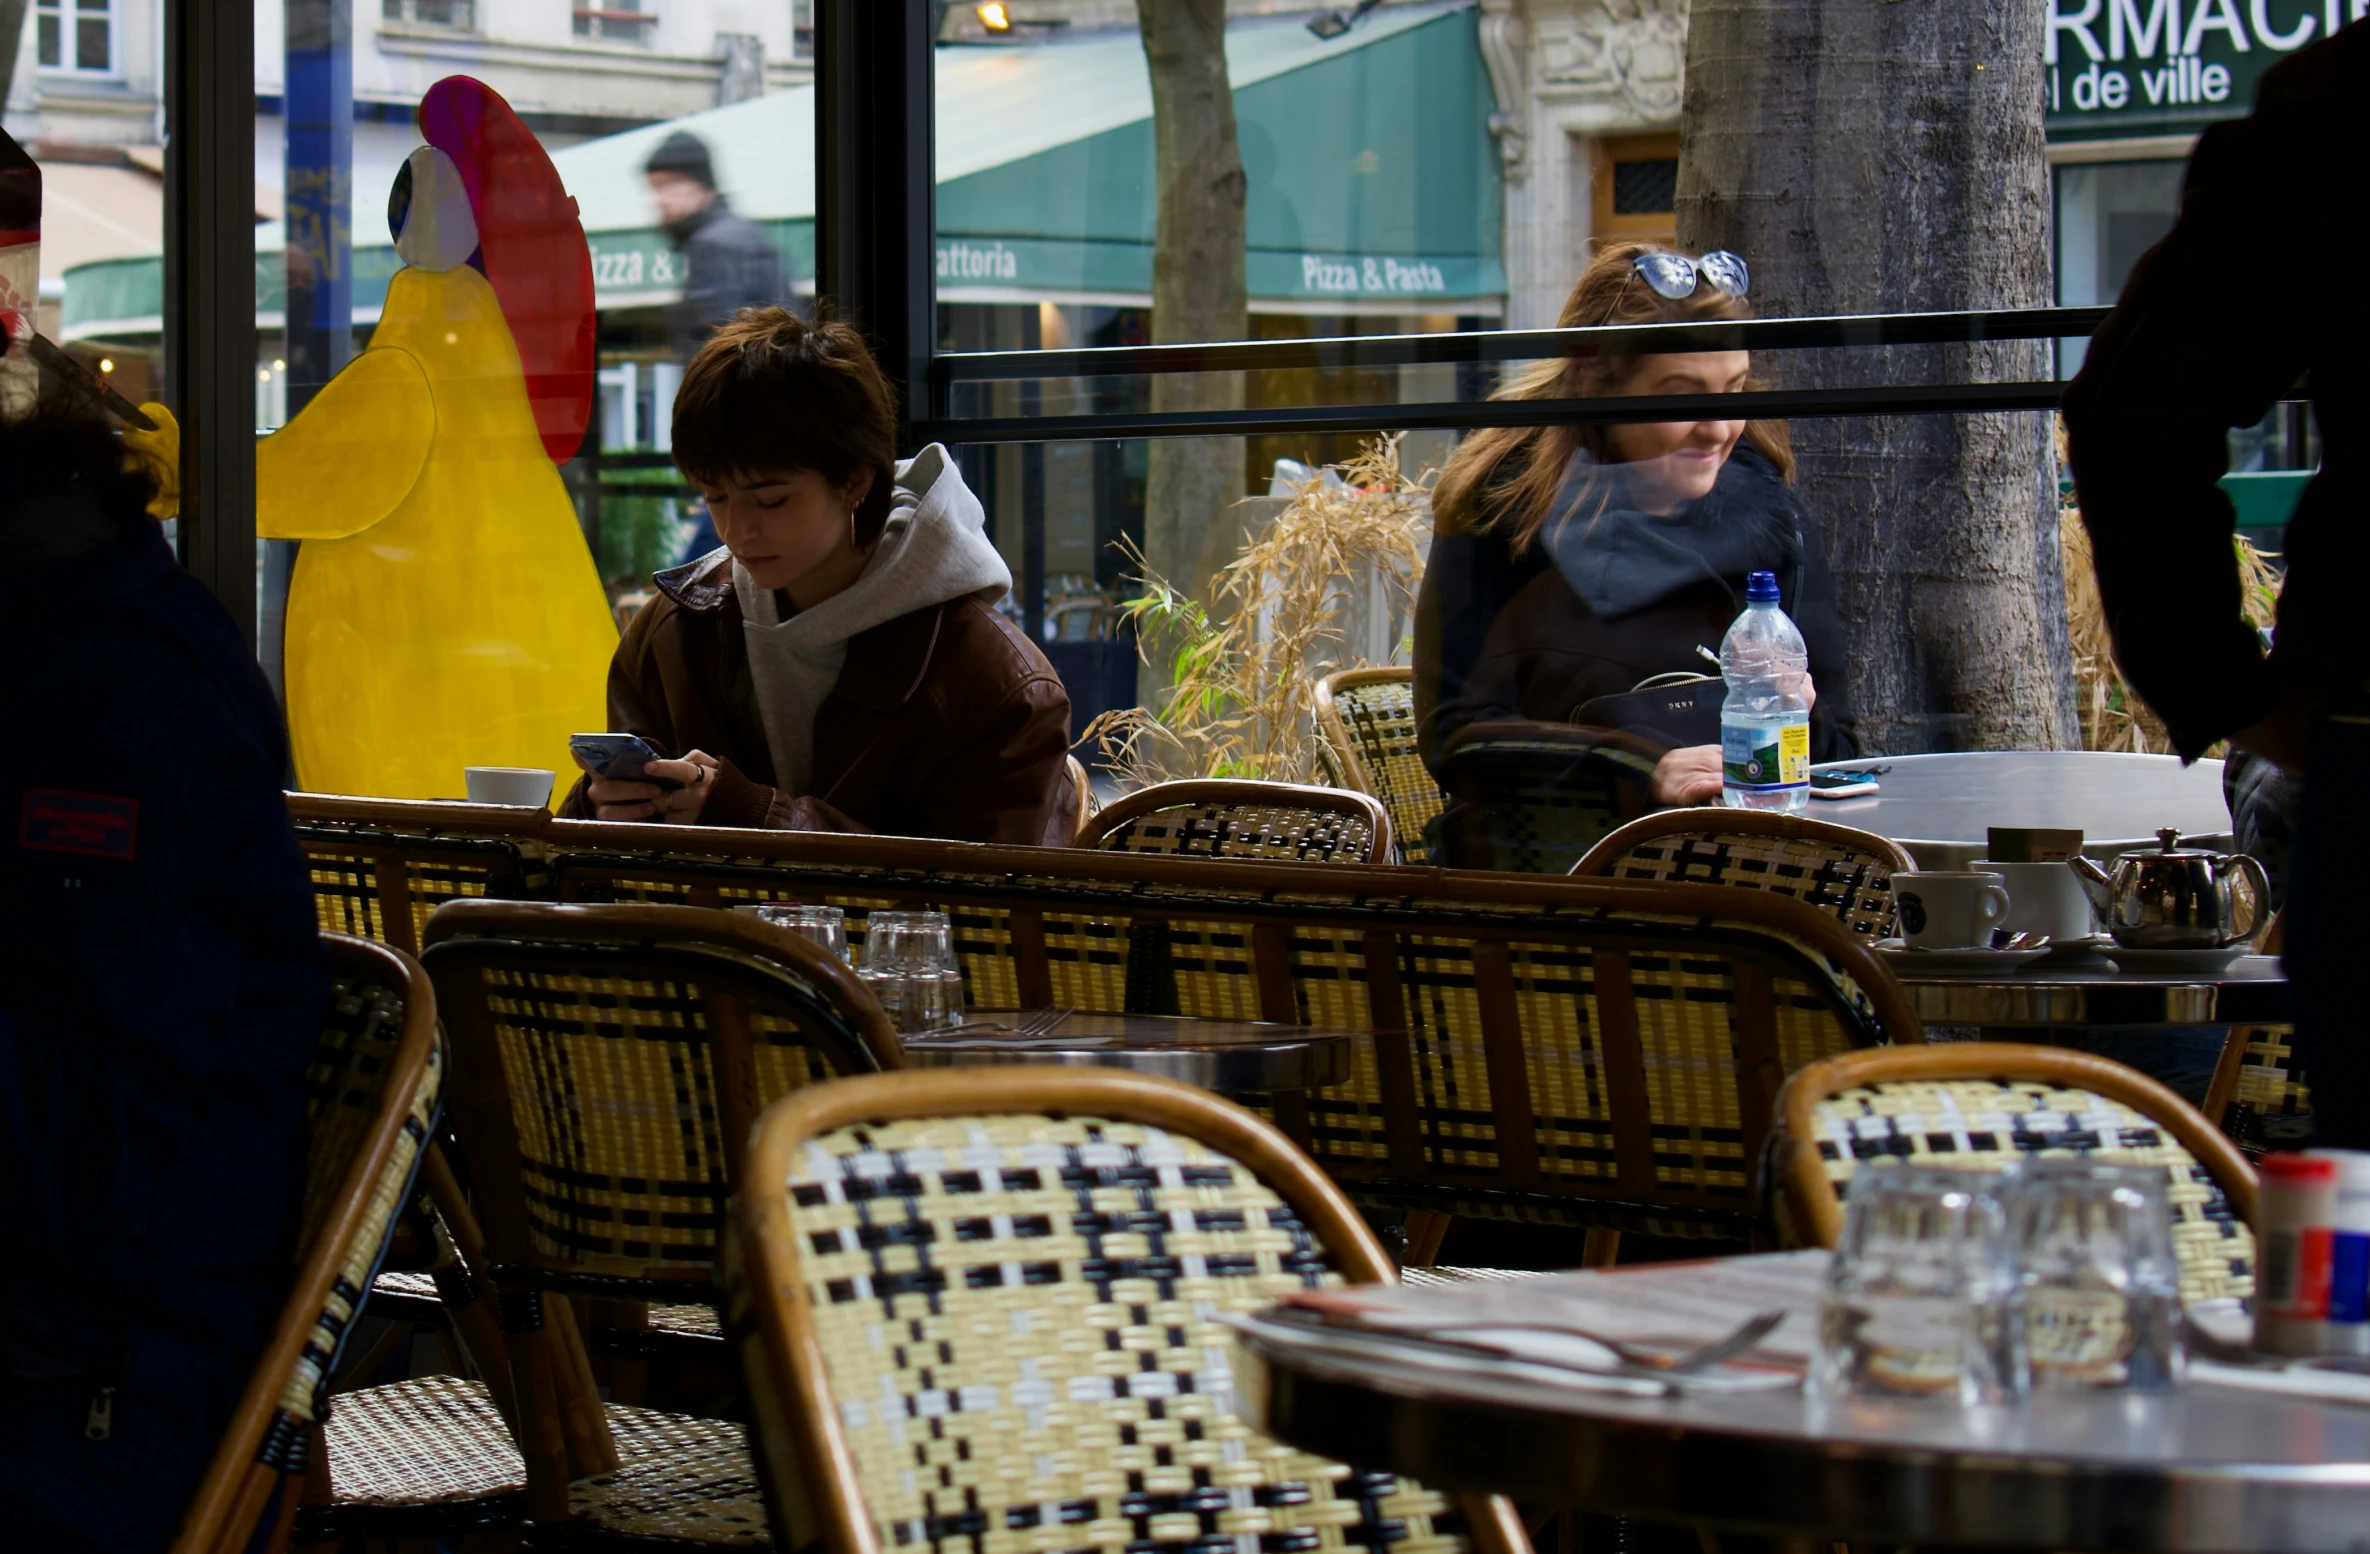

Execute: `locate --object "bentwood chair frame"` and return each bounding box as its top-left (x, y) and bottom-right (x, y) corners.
top-left (1428, 720), bottom-right (1665, 874)
top-left (423, 900), bottom-right (902, 1534)
top-left (288, 792), bottom-right (553, 955)
top-left (543, 823), bottom-right (1923, 1250)
top-left (1079, 777), bottom-right (1394, 865)
top-left (173, 934), bottom-right (444, 1554)
top-left (1769, 1042), bottom-right (2259, 1304)
top-left (730, 1066), bottom-right (1531, 1554)
top-left (1315, 666), bottom-right (1447, 865)
top-left (1572, 807), bottom-right (1918, 941)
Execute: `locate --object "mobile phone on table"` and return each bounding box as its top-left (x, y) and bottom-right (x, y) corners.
top-left (569, 732), bottom-right (682, 788)
top-left (1810, 769), bottom-right (1880, 800)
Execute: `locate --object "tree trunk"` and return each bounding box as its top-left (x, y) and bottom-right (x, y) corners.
top-left (0, 0), bottom-right (28, 117)
top-left (1677, 0), bottom-right (2077, 754)
top-left (1135, 0), bottom-right (1247, 708)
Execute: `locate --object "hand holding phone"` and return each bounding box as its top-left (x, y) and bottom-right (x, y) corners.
top-left (570, 732), bottom-right (682, 788)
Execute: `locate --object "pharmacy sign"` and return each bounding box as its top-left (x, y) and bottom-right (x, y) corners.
top-left (2046, 0), bottom-right (2365, 137)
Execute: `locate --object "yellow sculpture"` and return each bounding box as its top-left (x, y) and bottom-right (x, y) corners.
top-left (257, 89), bottom-right (612, 799)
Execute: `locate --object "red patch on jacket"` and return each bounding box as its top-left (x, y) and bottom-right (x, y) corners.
top-left (19, 790), bottom-right (139, 860)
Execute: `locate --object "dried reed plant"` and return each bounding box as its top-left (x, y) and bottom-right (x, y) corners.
top-left (2059, 454), bottom-right (2281, 754)
top-left (1086, 435), bottom-right (1432, 788)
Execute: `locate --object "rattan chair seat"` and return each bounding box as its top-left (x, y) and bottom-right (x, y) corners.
top-left (308, 1374), bottom-right (769, 1545)
top-left (365, 1271), bottom-right (727, 1359)
top-left (1397, 1266), bottom-right (1545, 1288)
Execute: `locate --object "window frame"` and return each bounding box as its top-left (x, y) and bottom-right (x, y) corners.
top-left (34, 0), bottom-right (117, 77)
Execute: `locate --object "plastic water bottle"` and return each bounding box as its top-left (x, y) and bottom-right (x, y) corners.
top-left (1719, 570), bottom-right (1811, 813)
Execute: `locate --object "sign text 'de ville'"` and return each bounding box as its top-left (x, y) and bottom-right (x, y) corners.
top-left (2047, 0), bottom-right (2365, 130)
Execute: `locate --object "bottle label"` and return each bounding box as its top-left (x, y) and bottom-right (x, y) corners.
top-left (2263, 1225), bottom-right (2336, 1321)
top-left (2332, 1230), bottom-right (2370, 1325)
top-left (1722, 719), bottom-right (1810, 790)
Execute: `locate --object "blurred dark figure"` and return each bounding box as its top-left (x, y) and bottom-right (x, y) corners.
top-left (2224, 749), bottom-right (2299, 911)
top-left (0, 406), bottom-right (328, 1548)
top-left (644, 129), bottom-right (792, 365)
top-left (2063, 22), bottom-right (2364, 1147)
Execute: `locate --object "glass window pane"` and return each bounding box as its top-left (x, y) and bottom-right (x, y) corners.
top-left (235, 2), bottom-right (812, 799)
top-left (75, 16), bottom-right (108, 72)
top-left (36, 12), bottom-right (60, 67)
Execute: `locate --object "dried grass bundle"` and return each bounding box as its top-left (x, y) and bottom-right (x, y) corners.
top-left (2059, 453), bottom-right (2281, 755)
top-left (1087, 435), bottom-right (1432, 788)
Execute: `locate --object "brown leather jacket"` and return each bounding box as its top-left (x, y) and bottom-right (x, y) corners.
top-left (559, 551), bottom-right (1079, 845)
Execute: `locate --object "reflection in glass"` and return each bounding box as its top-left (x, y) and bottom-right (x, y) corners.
top-left (256, 79), bottom-right (612, 800)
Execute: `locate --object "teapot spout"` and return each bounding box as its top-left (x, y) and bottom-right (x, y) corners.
top-left (2070, 854), bottom-right (2116, 915)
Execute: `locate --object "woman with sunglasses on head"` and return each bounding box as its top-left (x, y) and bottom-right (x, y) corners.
top-left (1414, 242), bottom-right (1858, 856)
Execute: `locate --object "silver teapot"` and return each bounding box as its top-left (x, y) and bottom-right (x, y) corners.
top-left (2071, 829), bottom-right (2270, 949)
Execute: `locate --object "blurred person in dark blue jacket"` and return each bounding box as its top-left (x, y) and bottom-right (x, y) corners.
top-left (2064, 21), bottom-right (2365, 1147)
top-left (0, 403), bottom-right (328, 1549)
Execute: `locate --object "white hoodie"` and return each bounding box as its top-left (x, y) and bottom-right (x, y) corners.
top-left (725, 444), bottom-right (1010, 796)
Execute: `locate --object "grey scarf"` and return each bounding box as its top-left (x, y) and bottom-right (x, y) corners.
top-left (1542, 444), bottom-right (1806, 620)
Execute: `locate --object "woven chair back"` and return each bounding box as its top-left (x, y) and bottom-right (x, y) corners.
top-left (174, 934), bottom-right (444, 1554)
top-left (424, 900), bottom-right (900, 1294)
top-left (2218, 1023), bottom-right (2314, 1154)
top-left (545, 828), bottom-right (1919, 1242)
top-left (1429, 722), bottom-right (1661, 873)
top-left (1315, 668), bottom-right (1446, 865)
top-left (288, 793), bottom-right (551, 955)
top-left (1769, 1043), bottom-right (2259, 1307)
top-left (730, 1067), bottom-right (1529, 1554)
top-left (1080, 779), bottom-right (1393, 865)
top-left (1572, 808), bottom-right (1917, 940)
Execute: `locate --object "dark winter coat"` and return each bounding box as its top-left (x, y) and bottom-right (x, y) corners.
top-left (1415, 442), bottom-right (1860, 774)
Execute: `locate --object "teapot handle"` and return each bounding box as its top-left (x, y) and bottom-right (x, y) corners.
top-left (2223, 853), bottom-right (2273, 946)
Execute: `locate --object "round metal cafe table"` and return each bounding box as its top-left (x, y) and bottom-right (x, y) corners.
top-left (1889, 952), bottom-right (2289, 1027)
top-left (1236, 1309), bottom-right (2370, 1553)
top-left (901, 1011), bottom-right (1353, 1094)
top-left (1811, 750), bottom-right (2233, 868)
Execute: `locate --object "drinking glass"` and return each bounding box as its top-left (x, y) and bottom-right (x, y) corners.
top-left (1815, 1162), bottom-right (2023, 1405)
top-left (858, 910), bottom-right (965, 1033)
top-left (2007, 1160), bottom-right (2183, 1391)
top-left (732, 902), bottom-right (848, 963)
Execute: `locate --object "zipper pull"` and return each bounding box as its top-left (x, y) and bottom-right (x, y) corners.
top-left (84, 1385), bottom-right (114, 1441)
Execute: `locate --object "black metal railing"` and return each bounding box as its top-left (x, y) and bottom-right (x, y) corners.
top-left (912, 305), bottom-right (2109, 445)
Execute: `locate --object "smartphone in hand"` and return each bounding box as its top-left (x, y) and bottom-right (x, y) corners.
top-left (569, 732), bottom-right (684, 789)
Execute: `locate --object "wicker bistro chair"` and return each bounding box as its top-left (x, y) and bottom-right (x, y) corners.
top-left (1081, 778), bottom-right (1393, 865)
top-left (317, 901), bottom-right (903, 1548)
top-left (542, 825), bottom-right (1922, 1249)
top-left (1428, 721), bottom-right (1663, 874)
top-left (1768, 1043), bottom-right (2259, 1307)
top-left (729, 1066), bottom-right (1532, 1554)
top-left (287, 792), bottom-right (553, 954)
top-left (1315, 667), bottom-right (1447, 865)
top-left (173, 934), bottom-right (444, 1554)
top-left (1572, 808), bottom-right (1918, 941)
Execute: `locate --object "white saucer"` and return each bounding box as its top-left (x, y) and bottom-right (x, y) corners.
top-left (1873, 940), bottom-right (2054, 975)
top-left (2096, 944), bottom-right (2250, 974)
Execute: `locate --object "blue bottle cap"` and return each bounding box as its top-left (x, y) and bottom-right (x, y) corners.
top-left (1745, 570), bottom-right (1781, 603)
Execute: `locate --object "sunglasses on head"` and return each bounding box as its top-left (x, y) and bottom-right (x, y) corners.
top-left (1633, 249), bottom-right (1751, 301)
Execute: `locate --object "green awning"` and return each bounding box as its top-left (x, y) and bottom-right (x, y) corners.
top-left (62, 1), bottom-right (1500, 340)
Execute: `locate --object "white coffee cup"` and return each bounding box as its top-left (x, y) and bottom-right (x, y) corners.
top-left (1974, 859), bottom-right (2097, 944)
top-left (464, 766), bottom-right (555, 807)
top-left (1894, 871), bottom-right (2011, 950)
